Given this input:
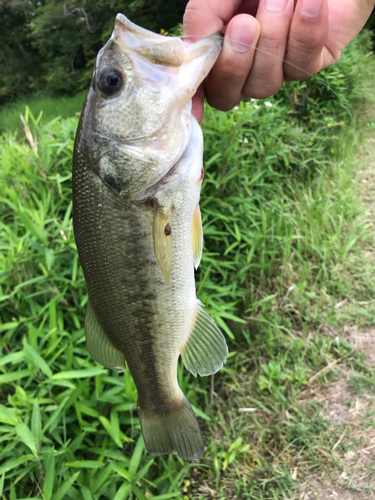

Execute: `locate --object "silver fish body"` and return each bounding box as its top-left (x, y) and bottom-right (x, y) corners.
top-left (73, 14), bottom-right (227, 461)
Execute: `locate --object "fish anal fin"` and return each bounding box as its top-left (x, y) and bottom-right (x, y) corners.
top-left (85, 301), bottom-right (126, 372)
top-left (181, 301), bottom-right (228, 377)
top-left (153, 204), bottom-right (173, 284)
top-left (138, 394), bottom-right (204, 462)
top-left (192, 204), bottom-right (203, 270)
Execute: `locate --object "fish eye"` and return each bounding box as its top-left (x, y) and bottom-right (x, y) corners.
top-left (98, 68), bottom-right (124, 95)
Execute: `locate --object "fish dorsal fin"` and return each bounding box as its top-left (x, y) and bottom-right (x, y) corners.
top-left (181, 301), bottom-right (228, 377)
top-left (85, 302), bottom-right (126, 372)
top-left (192, 204), bottom-right (203, 270)
top-left (153, 204), bottom-right (173, 284)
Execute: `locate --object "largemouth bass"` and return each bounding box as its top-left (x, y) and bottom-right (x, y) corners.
top-left (73, 14), bottom-right (227, 462)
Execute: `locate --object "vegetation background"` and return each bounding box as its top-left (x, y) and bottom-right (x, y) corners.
top-left (0, 0), bottom-right (188, 106)
top-left (1, 2), bottom-right (375, 499)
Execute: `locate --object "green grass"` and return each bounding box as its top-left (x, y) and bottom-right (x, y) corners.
top-left (0, 92), bottom-right (86, 134)
top-left (1, 31), bottom-right (375, 499)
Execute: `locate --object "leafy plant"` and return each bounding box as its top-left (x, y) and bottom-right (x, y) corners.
top-left (258, 361), bottom-right (288, 394)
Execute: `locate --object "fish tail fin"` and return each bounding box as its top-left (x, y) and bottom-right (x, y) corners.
top-left (138, 395), bottom-right (204, 462)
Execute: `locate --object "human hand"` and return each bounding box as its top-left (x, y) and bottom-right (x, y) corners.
top-left (183, 0), bottom-right (375, 122)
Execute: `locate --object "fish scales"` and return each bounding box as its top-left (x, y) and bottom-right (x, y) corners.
top-left (74, 155), bottom-right (179, 410)
top-left (73, 13), bottom-right (228, 461)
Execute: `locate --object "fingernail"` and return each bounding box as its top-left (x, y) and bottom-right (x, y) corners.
top-left (301, 0), bottom-right (322, 17)
top-left (229, 21), bottom-right (255, 53)
top-left (264, 0), bottom-right (288, 13)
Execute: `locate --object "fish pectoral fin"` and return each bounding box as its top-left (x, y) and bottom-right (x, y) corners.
top-left (181, 301), bottom-right (228, 377)
top-left (153, 204), bottom-right (173, 285)
top-left (85, 301), bottom-right (126, 372)
top-left (192, 204), bottom-right (203, 270)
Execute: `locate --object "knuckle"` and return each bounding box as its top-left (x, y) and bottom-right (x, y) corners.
top-left (183, 0), bottom-right (210, 31)
top-left (289, 30), bottom-right (326, 54)
top-left (207, 61), bottom-right (249, 88)
top-left (216, 65), bottom-right (246, 81)
top-left (327, 48), bottom-right (342, 66)
top-left (183, 2), bottom-right (200, 25)
top-left (256, 36), bottom-right (286, 55)
top-left (243, 79), bottom-right (283, 100)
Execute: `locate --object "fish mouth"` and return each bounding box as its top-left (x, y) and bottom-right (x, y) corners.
top-left (114, 14), bottom-right (186, 67)
top-left (113, 14), bottom-right (223, 101)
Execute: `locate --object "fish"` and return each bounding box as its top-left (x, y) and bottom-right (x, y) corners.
top-left (72, 13), bottom-right (227, 462)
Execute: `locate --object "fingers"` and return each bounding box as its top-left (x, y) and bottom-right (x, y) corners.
top-left (283, 0), bottom-right (329, 80)
top-left (204, 15), bottom-right (261, 111)
top-left (184, 1), bottom-right (261, 113)
top-left (184, 0), bottom-right (335, 108)
top-left (234, 0), bottom-right (330, 98)
top-left (183, 0), bottom-right (243, 41)
top-left (243, 0), bottom-right (295, 98)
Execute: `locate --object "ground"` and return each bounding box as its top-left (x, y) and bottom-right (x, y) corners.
top-left (300, 82), bottom-right (375, 500)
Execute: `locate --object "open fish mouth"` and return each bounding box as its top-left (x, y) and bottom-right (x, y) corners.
top-left (93, 19), bottom-right (223, 199)
top-left (114, 13), bottom-right (223, 72)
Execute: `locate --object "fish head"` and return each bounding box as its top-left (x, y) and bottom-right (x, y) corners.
top-left (75, 14), bottom-right (222, 197)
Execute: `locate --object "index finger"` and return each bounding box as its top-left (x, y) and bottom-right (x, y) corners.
top-left (183, 0), bottom-right (244, 40)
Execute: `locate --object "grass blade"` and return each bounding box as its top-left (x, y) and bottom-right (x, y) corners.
top-left (113, 482), bottom-right (130, 500)
top-left (0, 405), bottom-right (19, 425)
top-left (0, 455), bottom-right (36, 475)
top-left (65, 461), bottom-right (104, 468)
top-left (43, 449), bottom-right (55, 500)
top-left (128, 436), bottom-right (145, 478)
top-left (51, 471), bottom-right (80, 500)
top-left (31, 399), bottom-right (42, 446)
top-left (0, 369), bottom-right (31, 384)
top-left (52, 368), bottom-right (107, 380)
top-left (99, 416), bottom-right (122, 447)
top-left (16, 423), bottom-right (38, 457)
top-left (81, 487), bottom-right (94, 500)
top-left (23, 340), bottom-right (53, 378)
top-left (43, 397), bottom-right (69, 434)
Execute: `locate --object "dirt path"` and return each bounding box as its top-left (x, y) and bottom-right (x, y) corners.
top-left (299, 75), bottom-right (375, 500)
